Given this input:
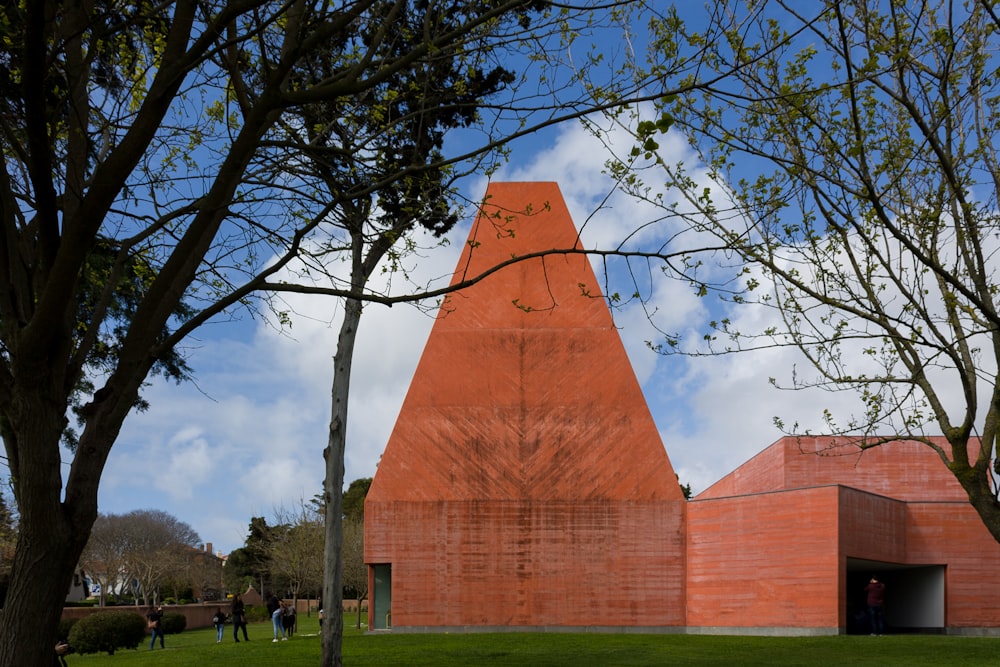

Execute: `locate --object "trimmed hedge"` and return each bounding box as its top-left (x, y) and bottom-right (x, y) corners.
top-left (67, 610), bottom-right (146, 655)
top-left (161, 611), bottom-right (187, 634)
top-left (244, 604), bottom-right (270, 623)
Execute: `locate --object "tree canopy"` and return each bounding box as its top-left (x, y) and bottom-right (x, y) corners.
top-left (342, 478), bottom-right (372, 523)
top-left (608, 0), bottom-right (1000, 541)
top-left (0, 1), bottom-right (676, 662)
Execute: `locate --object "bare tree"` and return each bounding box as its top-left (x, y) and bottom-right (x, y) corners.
top-left (189, 547), bottom-right (225, 602)
top-left (79, 510), bottom-right (200, 607)
top-left (119, 510), bottom-right (200, 606)
top-left (609, 0), bottom-right (1000, 542)
top-left (78, 514), bottom-right (129, 607)
top-left (268, 502), bottom-right (324, 616)
top-left (341, 518), bottom-right (367, 630)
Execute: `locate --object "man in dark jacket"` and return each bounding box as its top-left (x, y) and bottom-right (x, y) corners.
top-left (146, 606), bottom-right (165, 649)
top-left (865, 576), bottom-right (886, 635)
top-left (231, 593), bottom-right (250, 642)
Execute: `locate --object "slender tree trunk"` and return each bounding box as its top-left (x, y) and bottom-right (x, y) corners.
top-left (321, 293), bottom-right (362, 667)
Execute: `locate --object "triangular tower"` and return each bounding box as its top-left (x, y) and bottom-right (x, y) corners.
top-left (365, 182), bottom-right (686, 630)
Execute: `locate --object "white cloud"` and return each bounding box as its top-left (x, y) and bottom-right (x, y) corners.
top-left (154, 428), bottom-right (217, 500)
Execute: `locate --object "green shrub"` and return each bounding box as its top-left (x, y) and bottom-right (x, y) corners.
top-left (67, 610), bottom-right (146, 655)
top-left (245, 604), bottom-right (270, 622)
top-left (161, 611), bottom-right (187, 634)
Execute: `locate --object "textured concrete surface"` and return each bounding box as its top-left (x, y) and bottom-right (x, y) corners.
top-left (366, 182), bottom-right (687, 628)
top-left (688, 436), bottom-right (1000, 632)
top-left (365, 182), bottom-right (1000, 635)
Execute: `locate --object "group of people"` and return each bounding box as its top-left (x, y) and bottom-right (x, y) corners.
top-left (266, 593), bottom-right (297, 642)
top-left (207, 593), bottom-right (298, 644)
top-left (139, 592), bottom-right (301, 650)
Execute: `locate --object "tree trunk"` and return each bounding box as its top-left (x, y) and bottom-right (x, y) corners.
top-left (0, 526), bottom-right (81, 665)
top-left (0, 400), bottom-right (96, 666)
top-left (321, 294), bottom-right (362, 667)
top-left (950, 435), bottom-right (1000, 545)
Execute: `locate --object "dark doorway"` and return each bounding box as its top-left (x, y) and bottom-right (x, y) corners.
top-left (846, 558), bottom-right (944, 634)
top-left (372, 564), bottom-right (392, 630)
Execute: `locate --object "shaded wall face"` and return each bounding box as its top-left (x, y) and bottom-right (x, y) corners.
top-left (686, 488), bottom-right (842, 630)
top-left (366, 499), bottom-right (687, 628)
top-left (838, 487), bottom-right (908, 562)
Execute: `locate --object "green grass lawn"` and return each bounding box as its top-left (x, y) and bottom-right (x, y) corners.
top-left (63, 620), bottom-right (1000, 666)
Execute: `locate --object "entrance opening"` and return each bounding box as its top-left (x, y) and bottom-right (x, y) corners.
top-left (846, 558), bottom-right (944, 634)
top-left (372, 564), bottom-right (392, 630)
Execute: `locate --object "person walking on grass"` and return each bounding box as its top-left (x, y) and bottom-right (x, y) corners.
top-left (212, 606), bottom-right (226, 643)
top-left (146, 605), bottom-right (165, 650)
top-left (231, 593), bottom-right (249, 642)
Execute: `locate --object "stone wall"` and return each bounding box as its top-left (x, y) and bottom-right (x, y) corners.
top-left (61, 603), bottom-right (220, 630)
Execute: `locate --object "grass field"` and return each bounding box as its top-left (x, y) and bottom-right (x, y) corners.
top-left (61, 619), bottom-right (1000, 666)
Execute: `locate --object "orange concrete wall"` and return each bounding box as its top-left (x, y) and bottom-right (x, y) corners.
top-left (690, 484), bottom-right (1000, 633)
top-left (686, 487), bottom-right (841, 630)
top-left (904, 502), bottom-right (1000, 628)
top-left (783, 437), bottom-right (969, 502)
top-left (367, 499), bottom-right (686, 628)
top-left (366, 183), bottom-right (687, 630)
top-left (701, 436), bottom-right (971, 503)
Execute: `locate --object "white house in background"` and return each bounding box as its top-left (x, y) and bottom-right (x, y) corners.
top-left (65, 567), bottom-right (90, 603)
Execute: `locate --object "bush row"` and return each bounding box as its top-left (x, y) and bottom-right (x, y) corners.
top-left (63, 610), bottom-right (186, 655)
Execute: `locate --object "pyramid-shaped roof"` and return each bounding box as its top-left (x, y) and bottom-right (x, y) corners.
top-left (368, 181), bottom-right (683, 502)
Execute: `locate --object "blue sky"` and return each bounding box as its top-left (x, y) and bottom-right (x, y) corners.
top-left (89, 113), bottom-right (868, 557)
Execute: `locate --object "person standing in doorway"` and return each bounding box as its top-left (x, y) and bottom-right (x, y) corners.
top-left (865, 576), bottom-right (886, 635)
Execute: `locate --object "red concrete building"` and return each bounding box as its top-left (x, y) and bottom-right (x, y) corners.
top-left (691, 436), bottom-right (1000, 634)
top-left (365, 181), bottom-right (1000, 635)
